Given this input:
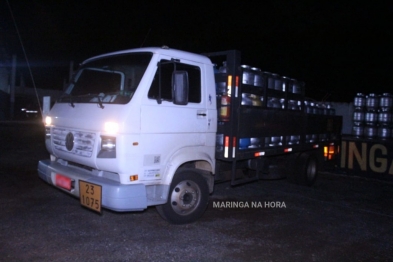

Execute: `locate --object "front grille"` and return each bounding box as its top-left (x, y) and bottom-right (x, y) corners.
top-left (52, 128), bottom-right (96, 157)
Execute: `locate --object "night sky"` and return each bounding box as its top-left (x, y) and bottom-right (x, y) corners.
top-left (1, 1), bottom-right (392, 102)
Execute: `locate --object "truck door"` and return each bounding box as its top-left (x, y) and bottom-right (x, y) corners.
top-left (140, 57), bottom-right (210, 181)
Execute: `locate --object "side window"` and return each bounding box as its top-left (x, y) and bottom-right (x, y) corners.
top-left (148, 60), bottom-right (201, 103)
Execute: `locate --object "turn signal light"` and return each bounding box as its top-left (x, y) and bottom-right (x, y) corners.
top-left (130, 175), bottom-right (138, 181)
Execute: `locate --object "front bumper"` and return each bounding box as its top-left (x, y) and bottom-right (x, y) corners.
top-left (38, 159), bottom-right (147, 212)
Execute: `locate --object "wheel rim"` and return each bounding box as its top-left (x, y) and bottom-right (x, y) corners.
top-left (170, 180), bottom-right (201, 216)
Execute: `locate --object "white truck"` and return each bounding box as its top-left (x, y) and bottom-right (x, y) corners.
top-left (38, 46), bottom-right (342, 224)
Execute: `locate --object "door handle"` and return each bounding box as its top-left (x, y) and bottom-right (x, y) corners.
top-left (197, 110), bottom-right (207, 118)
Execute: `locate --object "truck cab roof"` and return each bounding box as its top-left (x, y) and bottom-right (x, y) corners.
top-left (82, 46), bottom-right (213, 66)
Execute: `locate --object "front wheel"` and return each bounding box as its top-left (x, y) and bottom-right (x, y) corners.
top-left (156, 168), bottom-right (209, 224)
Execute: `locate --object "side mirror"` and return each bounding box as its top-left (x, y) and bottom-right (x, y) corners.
top-left (172, 70), bottom-right (189, 105)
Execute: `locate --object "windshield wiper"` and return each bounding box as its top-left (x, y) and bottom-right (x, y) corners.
top-left (95, 94), bottom-right (105, 109)
top-left (59, 93), bottom-right (75, 108)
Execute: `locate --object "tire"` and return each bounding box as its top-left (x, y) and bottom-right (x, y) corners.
top-left (156, 168), bottom-right (209, 224)
top-left (291, 152), bottom-right (318, 186)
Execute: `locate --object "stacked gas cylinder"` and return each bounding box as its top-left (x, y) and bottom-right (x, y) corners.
top-left (216, 62), bottom-right (338, 149)
top-left (352, 93), bottom-right (392, 139)
top-left (240, 67), bottom-right (305, 147)
top-left (240, 65), bottom-right (304, 109)
top-left (238, 65), bottom-right (336, 147)
top-left (239, 65), bottom-right (336, 115)
top-left (304, 100), bottom-right (335, 115)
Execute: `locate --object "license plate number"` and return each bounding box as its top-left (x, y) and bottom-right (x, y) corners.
top-left (79, 180), bottom-right (102, 213)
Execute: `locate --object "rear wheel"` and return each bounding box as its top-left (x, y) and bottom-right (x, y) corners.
top-left (156, 168), bottom-right (209, 224)
top-left (290, 152), bottom-right (318, 186)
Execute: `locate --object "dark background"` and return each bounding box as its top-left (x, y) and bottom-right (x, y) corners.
top-left (1, 0), bottom-right (392, 102)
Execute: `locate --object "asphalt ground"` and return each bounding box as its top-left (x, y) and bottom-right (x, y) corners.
top-left (1, 121), bottom-right (392, 261)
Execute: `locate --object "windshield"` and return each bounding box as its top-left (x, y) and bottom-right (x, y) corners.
top-left (58, 52), bottom-right (153, 105)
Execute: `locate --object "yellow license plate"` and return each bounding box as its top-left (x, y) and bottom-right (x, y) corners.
top-left (79, 180), bottom-right (102, 213)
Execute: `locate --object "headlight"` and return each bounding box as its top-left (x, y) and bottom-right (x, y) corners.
top-left (104, 122), bottom-right (119, 135)
top-left (45, 116), bottom-right (52, 126)
top-left (101, 136), bottom-right (116, 151)
top-left (98, 136), bottom-right (116, 158)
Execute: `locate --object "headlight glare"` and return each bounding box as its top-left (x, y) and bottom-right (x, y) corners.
top-left (45, 116), bottom-right (52, 126)
top-left (104, 122), bottom-right (119, 135)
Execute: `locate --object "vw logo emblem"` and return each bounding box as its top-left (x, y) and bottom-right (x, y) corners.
top-left (65, 132), bottom-right (74, 151)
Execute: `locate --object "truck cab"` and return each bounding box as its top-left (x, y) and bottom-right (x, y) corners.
top-left (39, 47), bottom-right (217, 224)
